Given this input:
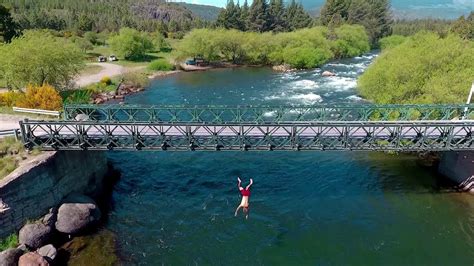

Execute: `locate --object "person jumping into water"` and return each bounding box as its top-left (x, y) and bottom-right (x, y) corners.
top-left (235, 177), bottom-right (253, 219)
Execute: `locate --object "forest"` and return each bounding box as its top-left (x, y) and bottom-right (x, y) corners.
top-left (0, 0), bottom-right (474, 105)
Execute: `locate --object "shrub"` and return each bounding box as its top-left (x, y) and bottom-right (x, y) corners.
top-left (0, 233), bottom-right (18, 251)
top-left (100, 76), bottom-right (112, 86)
top-left (122, 72), bottom-right (150, 88)
top-left (16, 84), bottom-right (63, 111)
top-left (0, 91), bottom-right (23, 107)
top-left (63, 89), bottom-right (93, 104)
top-left (358, 32), bottom-right (474, 104)
top-left (379, 35), bottom-right (408, 50)
top-left (0, 137), bottom-right (24, 156)
top-left (148, 59), bottom-right (175, 71)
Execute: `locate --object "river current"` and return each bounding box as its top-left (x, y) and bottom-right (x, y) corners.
top-left (105, 53), bottom-right (474, 265)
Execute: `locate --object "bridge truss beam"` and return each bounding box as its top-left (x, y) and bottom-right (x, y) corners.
top-left (20, 120), bottom-right (474, 152)
top-left (63, 104), bottom-right (474, 123)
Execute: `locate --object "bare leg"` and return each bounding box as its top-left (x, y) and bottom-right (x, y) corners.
top-left (235, 206), bottom-right (242, 216)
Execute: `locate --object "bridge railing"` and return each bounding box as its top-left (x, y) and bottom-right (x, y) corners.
top-left (63, 104), bottom-right (474, 123)
top-left (19, 119), bottom-right (474, 152)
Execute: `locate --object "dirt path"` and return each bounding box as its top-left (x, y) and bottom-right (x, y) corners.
top-left (74, 63), bottom-right (126, 87)
top-left (0, 114), bottom-right (24, 131)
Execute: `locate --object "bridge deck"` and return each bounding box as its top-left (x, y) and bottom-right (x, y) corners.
top-left (20, 120), bottom-right (474, 151)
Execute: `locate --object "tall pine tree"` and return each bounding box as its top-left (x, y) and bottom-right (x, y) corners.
top-left (0, 5), bottom-right (19, 43)
top-left (240, 0), bottom-right (250, 31)
top-left (268, 0), bottom-right (287, 32)
top-left (320, 0), bottom-right (350, 26)
top-left (287, 0), bottom-right (312, 31)
top-left (248, 0), bottom-right (270, 32)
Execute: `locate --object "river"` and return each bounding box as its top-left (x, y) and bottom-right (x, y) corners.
top-left (104, 53), bottom-right (474, 265)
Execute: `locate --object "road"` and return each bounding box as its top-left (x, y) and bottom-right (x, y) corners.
top-left (74, 63), bottom-right (126, 87)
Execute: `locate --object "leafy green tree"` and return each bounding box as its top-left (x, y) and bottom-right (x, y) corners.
top-left (286, 0), bottom-right (312, 31)
top-left (331, 24), bottom-right (370, 58)
top-left (72, 36), bottom-right (93, 53)
top-left (0, 30), bottom-right (84, 89)
top-left (248, 0), bottom-right (269, 32)
top-left (108, 28), bottom-right (154, 60)
top-left (84, 31), bottom-right (99, 45)
top-left (0, 5), bottom-right (18, 43)
top-left (358, 32), bottom-right (474, 104)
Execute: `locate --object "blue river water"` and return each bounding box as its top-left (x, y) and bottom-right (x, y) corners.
top-left (105, 53), bottom-right (474, 265)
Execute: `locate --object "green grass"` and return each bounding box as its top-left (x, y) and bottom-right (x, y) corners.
top-left (0, 234), bottom-right (18, 251)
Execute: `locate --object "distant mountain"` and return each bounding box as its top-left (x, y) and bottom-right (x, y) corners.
top-left (177, 3), bottom-right (223, 21)
top-left (299, 0), bottom-right (473, 19)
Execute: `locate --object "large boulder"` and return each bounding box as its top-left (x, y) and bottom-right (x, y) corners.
top-left (19, 223), bottom-right (52, 249)
top-left (37, 244), bottom-right (57, 261)
top-left (55, 194), bottom-right (101, 234)
top-left (18, 252), bottom-right (49, 266)
top-left (0, 248), bottom-right (23, 266)
top-left (322, 71), bottom-right (336, 77)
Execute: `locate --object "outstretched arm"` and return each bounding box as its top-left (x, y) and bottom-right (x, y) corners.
top-left (245, 178), bottom-right (253, 190)
top-left (237, 177), bottom-right (243, 190)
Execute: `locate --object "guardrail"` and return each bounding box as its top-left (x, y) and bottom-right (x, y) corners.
top-left (0, 129), bottom-right (20, 140)
top-left (12, 107), bottom-right (60, 117)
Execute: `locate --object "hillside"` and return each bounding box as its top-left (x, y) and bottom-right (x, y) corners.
top-left (0, 0), bottom-right (218, 32)
top-left (177, 2), bottom-right (222, 21)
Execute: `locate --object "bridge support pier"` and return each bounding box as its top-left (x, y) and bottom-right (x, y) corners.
top-left (439, 151), bottom-right (474, 192)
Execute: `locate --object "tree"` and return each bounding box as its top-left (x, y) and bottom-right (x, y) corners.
top-left (248, 0), bottom-right (270, 32)
top-left (72, 37), bottom-right (93, 53)
top-left (287, 1), bottom-right (312, 31)
top-left (108, 28), bottom-right (154, 60)
top-left (321, 0), bottom-right (392, 46)
top-left (268, 0), bottom-right (287, 32)
top-left (217, 0), bottom-right (242, 30)
top-left (240, 0), bottom-right (250, 31)
top-left (16, 84), bottom-right (63, 111)
top-left (0, 30), bottom-right (84, 89)
top-left (358, 32), bottom-right (474, 104)
top-left (0, 5), bottom-right (19, 43)
top-left (450, 15), bottom-right (474, 40)
top-left (320, 0), bottom-right (350, 26)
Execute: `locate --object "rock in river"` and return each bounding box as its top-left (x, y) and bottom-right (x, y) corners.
top-left (37, 244), bottom-right (57, 261)
top-left (19, 223), bottom-right (52, 249)
top-left (322, 71), bottom-right (336, 77)
top-left (55, 194), bottom-right (101, 234)
top-left (0, 248), bottom-right (24, 266)
top-left (18, 252), bottom-right (49, 266)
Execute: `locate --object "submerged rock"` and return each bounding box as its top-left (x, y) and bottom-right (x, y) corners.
top-left (37, 244), bottom-right (57, 261)
top-left (55, 194), bottom-right (101, 234)
top-left (18, 252), bottom-right (49, 266)
top-left (0, 248), bottom-right (23, 266)
top-left (19, 223), bottom-right (52, 249)
top-left (57, 230), bottom-right (118, 266)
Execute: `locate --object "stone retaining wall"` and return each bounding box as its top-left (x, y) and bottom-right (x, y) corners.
top-left (439, 151), bottom-right (474, 192)
top-left (0, 151), bottom-right (108, 238)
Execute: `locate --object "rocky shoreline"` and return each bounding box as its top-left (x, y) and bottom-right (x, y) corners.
top-left (0, 152), bottom-right (121, 265)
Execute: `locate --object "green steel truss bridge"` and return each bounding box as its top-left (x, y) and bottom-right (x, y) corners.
top-left (19, 104), bottom-right (474, 152)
